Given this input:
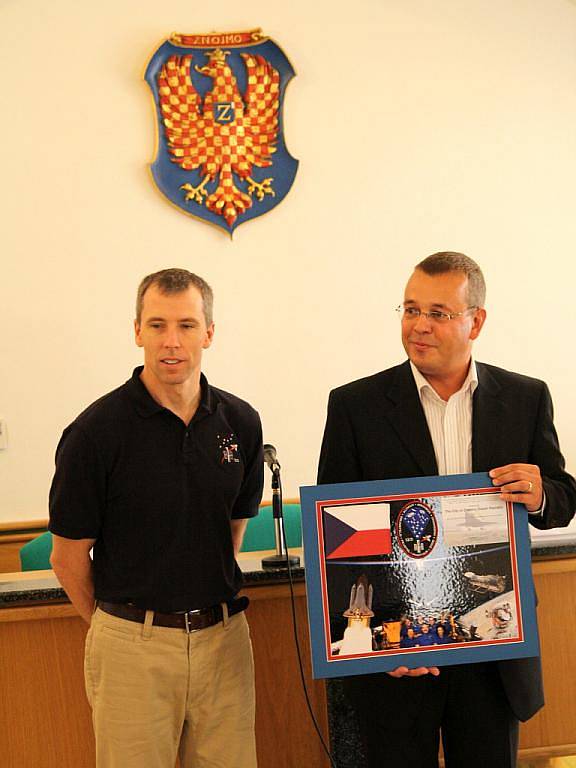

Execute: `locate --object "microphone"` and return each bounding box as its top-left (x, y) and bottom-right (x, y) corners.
top-left (263, 444), bottom-right (281, 472)
top-left (261, 443), bottom-right (300, 570)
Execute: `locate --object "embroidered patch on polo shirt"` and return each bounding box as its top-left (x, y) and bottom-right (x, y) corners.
top-left (217, 433), bottom-right (241, 464)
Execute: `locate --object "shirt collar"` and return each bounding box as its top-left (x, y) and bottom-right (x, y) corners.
top-left (410, 359), bottom-right (478, 402)
top-left (126, 366), bottom-right (214, 418)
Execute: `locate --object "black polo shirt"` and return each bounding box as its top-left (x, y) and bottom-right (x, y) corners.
top-left (49, 367), bottom-right (263, 612)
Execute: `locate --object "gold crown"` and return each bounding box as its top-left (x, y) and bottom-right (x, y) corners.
top-left (209, 48), bottom-right (231, 64)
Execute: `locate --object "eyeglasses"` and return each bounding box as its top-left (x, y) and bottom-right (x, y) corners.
top-left (395, 305), bottom-right (478, 324)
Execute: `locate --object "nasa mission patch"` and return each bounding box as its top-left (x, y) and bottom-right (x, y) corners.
top-left (396, 501), bottom-right (438, 558)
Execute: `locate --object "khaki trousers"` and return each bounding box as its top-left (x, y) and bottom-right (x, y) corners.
top-left (84, 606), bottom-right (257, 768)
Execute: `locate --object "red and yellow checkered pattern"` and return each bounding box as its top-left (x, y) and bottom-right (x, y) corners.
top-left (241, 53), bottom-right (280, 164)
top-left (157, 51), bottom-right (280, 227)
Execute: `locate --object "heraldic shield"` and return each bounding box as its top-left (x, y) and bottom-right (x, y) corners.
top-left (145, 29), bottom-right (298, 234)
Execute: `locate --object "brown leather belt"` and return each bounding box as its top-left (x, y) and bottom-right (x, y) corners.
top-left (97, 597), bottom-right (248, 633)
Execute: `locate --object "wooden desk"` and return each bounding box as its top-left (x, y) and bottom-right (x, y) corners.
top-left (518, 556), bottom-right (576, 760)
top-left (0, 557), bottom-right (329, 768)
top-left (2, 555), bottom-right (575, 766)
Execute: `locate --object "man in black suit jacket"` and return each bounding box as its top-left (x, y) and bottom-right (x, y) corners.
top-left (318, 252), bottom-right (576, 768)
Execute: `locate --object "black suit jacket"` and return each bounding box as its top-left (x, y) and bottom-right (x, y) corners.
top-left (318, 360), bottom-right (576, 721)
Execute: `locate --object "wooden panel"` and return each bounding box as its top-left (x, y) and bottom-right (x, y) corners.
top-left (519, 745), bottom-right (576, 760)
top-left (0, 520), bottom-right (48, 533)
top-left (533, 557), bottom-right (576, 575)
top-left (0, 538), bottom-right (29, 573)
top-left (0, 533), bottom-right (47, 573)
top-left (0, 613), bottom-right (95, 768)
top-left (2, 553), bottom-right (575, 765)
top-left (247, 590), bottom-right (330, 768)
top-left (519, 567), bottom-right (576, 751)
top-left (0, 601), bottom-right (76, 623)
top-left (0, 520), bottom-right (48, 573)
top-left (0, 582), bottom-right (328, 768)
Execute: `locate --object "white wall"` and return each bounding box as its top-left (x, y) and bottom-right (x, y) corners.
top-left (1, 0), bottom-right (575, 520)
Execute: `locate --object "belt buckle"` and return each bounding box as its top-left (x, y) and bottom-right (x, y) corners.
top-left (184, 608), bottom-right (202, 634)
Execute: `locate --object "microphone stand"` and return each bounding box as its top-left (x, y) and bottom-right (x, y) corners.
top-left (261, 463), bottom-right (300, 570)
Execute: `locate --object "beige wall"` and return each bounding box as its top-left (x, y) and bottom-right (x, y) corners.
top-left (1, 0), bottom-right (575, 520)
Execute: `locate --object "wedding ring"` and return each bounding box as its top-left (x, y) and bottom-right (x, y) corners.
top-left (527, 481), bottom-right (533, 493)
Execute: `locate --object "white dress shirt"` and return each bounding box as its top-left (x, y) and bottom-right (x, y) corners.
top-left (410, 360), bottom-right (478, 476)
top-left (410, 359), bottom-right (543, 514)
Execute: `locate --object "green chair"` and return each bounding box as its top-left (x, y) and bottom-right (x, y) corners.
top-left (241, 503), bottom-right (302, 552)
top-left (19, 531), bottom-right (53, 571)
top-left (19, 507), bottom-right (303, 565)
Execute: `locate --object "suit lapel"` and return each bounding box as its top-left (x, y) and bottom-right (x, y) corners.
top-left (384, 362), bottom-right (438, 476)
top-left (472, 362), bottom-right (505, 471)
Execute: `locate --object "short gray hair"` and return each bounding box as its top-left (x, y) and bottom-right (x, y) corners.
top-left (415, 251), bottom-right (486, 308)
top-left (136, 268), bottom-right (213, 325)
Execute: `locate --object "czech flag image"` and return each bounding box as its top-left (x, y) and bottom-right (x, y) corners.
top-left (323, 503), bottom-right (392, 560)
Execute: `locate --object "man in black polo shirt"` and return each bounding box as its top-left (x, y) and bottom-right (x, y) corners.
top-left (49, 268), bottom-right (263, 768)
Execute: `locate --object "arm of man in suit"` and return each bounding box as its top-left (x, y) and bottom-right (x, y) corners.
top-left (489, 382), bottom-right (576, 527)
top-left (317, 388), bottom-right (363, 486)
